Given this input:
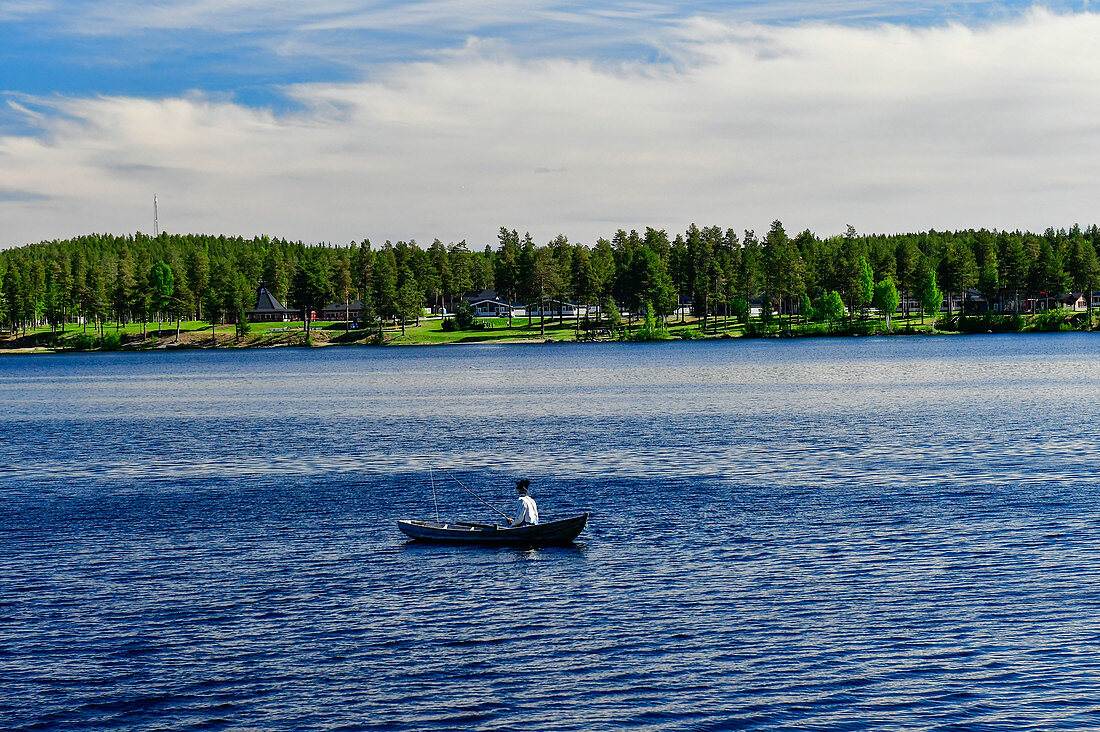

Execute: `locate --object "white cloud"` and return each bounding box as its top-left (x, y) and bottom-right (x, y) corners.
top-left (33, 0), bottom-right (595, 35)
top-left (12, 1), bottom-right (1066, 44)
top-left (4, 8), bottom-right (1100, 248)
top-left (0, 0), bottom-right (55, 21)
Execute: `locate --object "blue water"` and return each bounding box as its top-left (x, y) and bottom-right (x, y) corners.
top-left (3, 335), bottom-right (1100, 730)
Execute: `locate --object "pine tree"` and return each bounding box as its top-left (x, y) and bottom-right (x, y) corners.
top-left (291, 256), bottom-right (330, 339)
top-left (396, 267), bottom-right (425, 335)
top-left (188, 247), bottom-right (210, 321)
top-left (494, 228), bottom-right (521, 327)
top-left (371, 248), bottom-right (398, 338)
top-left (149, 261), bottom-right (174, 338)
top-left (334, 252), bottom-right (352, 330)
top-left (1069, 236), bottom-right (1099, 323)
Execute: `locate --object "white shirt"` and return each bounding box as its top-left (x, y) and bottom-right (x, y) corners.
top-left (511, 495), bottom-right (539, 526)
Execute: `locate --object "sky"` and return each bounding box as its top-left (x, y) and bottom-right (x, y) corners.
top-left (1, 0), bottom-right (1099, 249)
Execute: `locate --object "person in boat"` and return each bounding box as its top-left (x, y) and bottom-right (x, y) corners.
top-left (509, 479), bottom-right (539, 527)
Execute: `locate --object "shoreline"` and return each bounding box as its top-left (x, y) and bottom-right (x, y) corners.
top-left (2, 320), bottom-right (1087, 356)
top-left (1, 309), bottom-right (1091, 356)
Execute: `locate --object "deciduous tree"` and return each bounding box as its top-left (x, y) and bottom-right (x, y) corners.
top-left (918, 267), bottom-right (943, 328)
top-left (872, 277), bottom-right (900, 332)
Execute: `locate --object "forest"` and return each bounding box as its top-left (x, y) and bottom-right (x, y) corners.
top-left (2, 221), bottom-right (1099, 340)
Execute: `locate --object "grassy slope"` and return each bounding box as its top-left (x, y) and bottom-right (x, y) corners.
top-left (0, 313), bottom-right (973, 353)
top-left (4, 309), bottom-right (1093, 353)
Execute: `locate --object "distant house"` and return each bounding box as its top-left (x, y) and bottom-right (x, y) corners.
top-left (461, 288), bottom-right (498, 304)
top-left (526, 299), bottom-right (588, 318)
top-left (463, 289), bottom-right (526, 318)
top-left (320, 300), bottom-right (364, 322)
top-left (674, 297), bottom-right (693, 318)
top-left (748, 297), bottom-right (779, 318)
top-left (945, 288), bottom-right (991, 313)
top-left (1060, 293), bottom-right (1087, 311)
top-left (470, 297), bottom-right (525, 317)
top-left (898, 293), bottom-right (923, 314)
top-left (1025, 294), bottom-right (1057, 312)
top-left (247, 284), bottom-right (298, 323)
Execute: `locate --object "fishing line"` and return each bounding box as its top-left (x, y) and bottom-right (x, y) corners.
top-left (429, 464), bottom-right (440, 524)
top-left (436, 465), bottom-right (511, 522)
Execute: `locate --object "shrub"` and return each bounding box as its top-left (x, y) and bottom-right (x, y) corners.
top-left (798, 321), bottom-right (831, 337)
top-left (1028, 309), bottom-right (1076, 332)
top-left (441, 318), bottom-right (457, 332)
top-left (454, 301), bottom-right (476, 330)
top-left (799, 295), bottom-right (815, 322)
top-left (851, 318), bottom-right (875, 336)
top-left (745, 320), bottom-right (782, 337)
top-left (101, 332), bottom-right (122, 351)
top-left (813, 291), bottom-right (846, 328)
top-left (631, 303), bottom-right (671, 341)
top-left (730, 296), bottom-right (749, 323)
top-left (71, 333), bottom-right (97, 351)
top-left (945, 313), bottom-right (1024, 334)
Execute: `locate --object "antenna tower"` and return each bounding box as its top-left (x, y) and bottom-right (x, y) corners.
top-left (153, 194), bottom-right (159, 237)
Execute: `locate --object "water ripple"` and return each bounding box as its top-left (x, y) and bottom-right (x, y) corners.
top-left (4, 337), bottom-right (1100, 730)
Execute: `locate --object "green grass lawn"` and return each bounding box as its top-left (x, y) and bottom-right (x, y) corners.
top-left (1, 319), bottom-right (305, 351)
top-left (2, 310), bottom-right (1075, 353)
top-left (382, 317), bottom-right (588, 345)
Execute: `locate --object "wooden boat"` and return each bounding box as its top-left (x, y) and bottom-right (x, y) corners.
top-left (398, 513), bottom-right (588, 546)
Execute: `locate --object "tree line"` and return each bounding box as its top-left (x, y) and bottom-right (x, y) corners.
top-left (2, 222), bottom-right (1099, 337)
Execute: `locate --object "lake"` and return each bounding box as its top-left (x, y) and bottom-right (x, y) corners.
top-left (3, 335), bottom-right (1100, 730)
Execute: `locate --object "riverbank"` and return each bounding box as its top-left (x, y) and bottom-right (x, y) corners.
top-left (0, 310), bottom-right (1092, 354)
top-left (0, 317), bottom-right (596, 353)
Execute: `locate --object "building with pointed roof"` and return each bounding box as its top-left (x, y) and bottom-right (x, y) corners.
top-left (247, 283), bottom-right (299, 323)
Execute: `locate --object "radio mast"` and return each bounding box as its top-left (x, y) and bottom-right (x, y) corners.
top-left (153, 194), bottom-right (159, 237)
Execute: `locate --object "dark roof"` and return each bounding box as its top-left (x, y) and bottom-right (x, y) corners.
top-left (322, 299), bottom-right (364, 311)
top-left (249, 286), bottom-right (293, 313)
top-left (463, 288), bottom-right (499, 302)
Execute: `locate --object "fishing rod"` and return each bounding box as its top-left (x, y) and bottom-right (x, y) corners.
top-left (429, 464), bottom-right (440, 524)
top-left (436, 466), bottom-right (512, 522)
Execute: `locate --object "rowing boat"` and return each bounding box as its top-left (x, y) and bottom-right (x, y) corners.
top-left (397, 513), bottom-right (588, 546)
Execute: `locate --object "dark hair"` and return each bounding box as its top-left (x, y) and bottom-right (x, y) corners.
top-left (516, 479), bottom-right (530, 493)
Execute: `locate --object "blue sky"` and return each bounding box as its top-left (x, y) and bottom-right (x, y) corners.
top-left (1, 1), bottom-right (1099, 247)
top-left (1, 1), bottom-right (1077, 104)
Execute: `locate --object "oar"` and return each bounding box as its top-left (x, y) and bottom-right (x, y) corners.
top-left (437, 467), bottom-right (512, 523)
